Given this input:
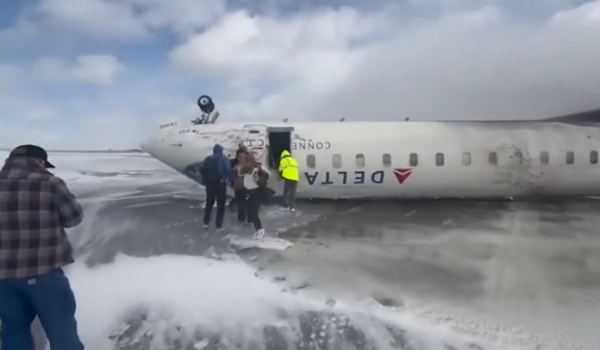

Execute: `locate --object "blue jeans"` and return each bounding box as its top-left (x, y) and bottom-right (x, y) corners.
top-left (0, 268), bottom-right (84, 350)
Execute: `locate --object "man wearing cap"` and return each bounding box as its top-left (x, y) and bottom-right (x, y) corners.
top-left (0, 145), bottom-right (85, 350)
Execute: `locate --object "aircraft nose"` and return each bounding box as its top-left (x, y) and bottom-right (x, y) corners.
top-left (139, 138), bottom-right (153, 156)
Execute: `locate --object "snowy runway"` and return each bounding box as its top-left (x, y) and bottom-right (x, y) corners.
top-left (2, 151), bottom-right (599, 350)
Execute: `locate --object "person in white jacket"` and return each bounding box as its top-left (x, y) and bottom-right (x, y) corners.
top-left (240, 153), bottom-right (270, 238)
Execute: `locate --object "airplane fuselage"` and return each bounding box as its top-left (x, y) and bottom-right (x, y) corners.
top-left (142, 120), bottom-right (600, 199)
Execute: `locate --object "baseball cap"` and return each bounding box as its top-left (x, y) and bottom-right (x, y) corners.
top-left (9, 145), bottom-right (55, 169)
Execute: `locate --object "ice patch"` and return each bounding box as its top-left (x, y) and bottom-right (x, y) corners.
top-left (228, 235), bottom-right (294, 250)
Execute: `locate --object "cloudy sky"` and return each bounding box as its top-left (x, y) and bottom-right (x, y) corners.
top-left (1, 0), bottom-right (599, 150)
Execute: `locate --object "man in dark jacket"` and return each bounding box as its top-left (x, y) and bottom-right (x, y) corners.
top-left (199, 144), bottom-right (234, 231)
top-left (0, 145), bottom-right (85, 350)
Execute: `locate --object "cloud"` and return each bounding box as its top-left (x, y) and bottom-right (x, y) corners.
top-left (33, 55), bottom-right (124, 86)
top-left (128, 0), bottom-right (227, 36)
top-left (170, 8), bottom-right (392, 82)
top-left (1, 0), bottom-right (600, 150)
top-left (2, 0), bottom-right (227, 43)
top-left (170, 2), bottom-right (600, 121)
top-left (35, 0), bottom-right (149, 41)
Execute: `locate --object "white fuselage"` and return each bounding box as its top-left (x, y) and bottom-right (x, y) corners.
top-left (141, 121), bottom-right (600, 199)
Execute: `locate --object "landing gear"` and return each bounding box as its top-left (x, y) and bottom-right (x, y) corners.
top-left (192, 95), bottom-right (220, 125)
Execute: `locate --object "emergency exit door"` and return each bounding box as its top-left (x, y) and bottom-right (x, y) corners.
top-left (241, 124), bottom-right (268, 164)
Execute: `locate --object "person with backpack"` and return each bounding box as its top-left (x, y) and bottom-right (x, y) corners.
top-left (240, 153), bottom-right (270, 238)
top-left (199, 144), bottom-right (234, 231)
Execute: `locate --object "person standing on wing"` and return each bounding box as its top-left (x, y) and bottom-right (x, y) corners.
top-left (199, 144), bottom-right (234, 231)
top-left (0, 145), bottom-right (85, 350)
top-left (241, 153), bottom-right (270, 238)
top-left (278, 150), bottom-right (299, 212)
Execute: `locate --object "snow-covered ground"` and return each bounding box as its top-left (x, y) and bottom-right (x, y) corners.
top-left (35, 152), bottom-right (188, 193)
top-left (0, 151), bottom-right (592, 350)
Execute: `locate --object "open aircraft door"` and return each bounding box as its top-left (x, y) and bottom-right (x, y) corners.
top-left (241, 124), bottom-right (268, 164)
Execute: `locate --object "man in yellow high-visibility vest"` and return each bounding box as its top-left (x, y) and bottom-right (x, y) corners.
top-left (278, 150), bottom-right (299, 212)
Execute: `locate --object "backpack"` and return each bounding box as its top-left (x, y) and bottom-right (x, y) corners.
top-left (255, 167), bottom-right (269, 187)
top-left (200, 156), bottom-right (221, 185)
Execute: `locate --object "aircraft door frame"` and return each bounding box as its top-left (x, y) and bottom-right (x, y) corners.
top-left (266, 126), bottom-right (295, 168)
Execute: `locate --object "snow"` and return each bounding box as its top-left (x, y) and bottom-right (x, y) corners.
top-left (228, 235), bottom-right (294, 250)
top-left (0, 151), bottom-right (565, 349)
top-left (68, 254), bottom-right (310, 348)
top-left (0, 151), bottom-right (186, 194)
top-left (68, 253), bottom-right (507, 350)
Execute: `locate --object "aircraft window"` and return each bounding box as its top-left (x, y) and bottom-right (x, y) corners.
top-left (382, 153), bottom-right (392, 167)
top-left (333, 154), bottom-right (342, 168)
top-left (436, 153), bottom-right (444, 166)
top-left (462, 152), bottom-right (471, 166)
top-left (356, 154), bottom-right (365, 168)
top-left (488, 152), bottom-right (497, 165)
top-left (513, 151), bottom-right (523, 164)
top-left (591, 151), bottom-right (598, 164)
top-left (566, 151), bottom-right (574, 165)
top-left (409, 153), bottom-right (418, 166)
top-left (307, 155), bottom-right (316, 168)
top-left (540, 151), bottom-right (549, 165)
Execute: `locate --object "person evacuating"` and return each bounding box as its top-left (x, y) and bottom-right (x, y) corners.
top-left (232, 149), bottom-right (249, 224)
top-left (199, 144), bottom-right (234, 231)
top-left (278, 150), bottom-right (299, 212)
top-left (228, 144), bottom-right (248, 213)
top-left (230, 144), bottom-right (248, 169)
top-left (241, 153), bottom-right (270, 238)
top-left (0, 145), bottom-right (85, 350)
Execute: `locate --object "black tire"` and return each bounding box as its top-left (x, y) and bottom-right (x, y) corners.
top-left (197, 95), bottom-right (215, 114)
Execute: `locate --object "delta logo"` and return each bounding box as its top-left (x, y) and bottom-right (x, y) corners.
top-left (393, 168), bottom-right (413, 184)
